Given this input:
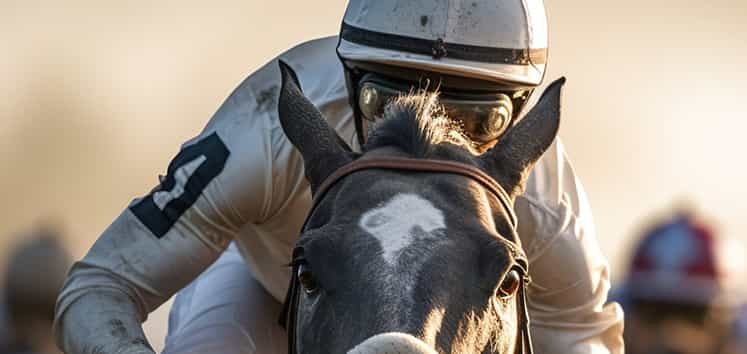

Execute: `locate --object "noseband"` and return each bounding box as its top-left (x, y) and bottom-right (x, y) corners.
top-left (281, 157), bottom-right (533, 354)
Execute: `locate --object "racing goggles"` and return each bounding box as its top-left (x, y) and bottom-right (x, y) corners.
top-left (358, 76), bottom-right (528, 143)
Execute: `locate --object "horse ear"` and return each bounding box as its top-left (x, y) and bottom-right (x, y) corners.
top-left (277, 60), bottom-right (351, 193)
top-left (479, 77), bottom-right (565, 197)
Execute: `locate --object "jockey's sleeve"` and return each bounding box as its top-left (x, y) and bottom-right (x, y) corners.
top-left (515, 139), bottom-right (625, 353)
top-left (54, 62), bottom-right (283, 353)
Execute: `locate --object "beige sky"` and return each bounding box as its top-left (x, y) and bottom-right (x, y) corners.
top-left (1, 0), bottom-right (746, 350)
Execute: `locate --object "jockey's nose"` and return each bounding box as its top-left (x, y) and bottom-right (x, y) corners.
top-left (347, 332), bottom-right (437, 354)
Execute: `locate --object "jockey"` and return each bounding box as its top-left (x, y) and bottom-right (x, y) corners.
top-left (54, 0), bottom-right (623, 353)
top-left (613, 211), bottom-right (745, 354)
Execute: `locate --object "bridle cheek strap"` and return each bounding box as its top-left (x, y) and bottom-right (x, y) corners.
top-left (517, 280), bottom-right (534, 354)
top-left (281, 157), bottom-right (532, 354)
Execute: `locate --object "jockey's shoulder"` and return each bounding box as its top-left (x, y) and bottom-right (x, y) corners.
top-left (206, 36), bottom-right (345, 132)
top-left (281, 35), bottom-right (339, 63)
top-left (520, 138), bottom-right (583, 209)
top-left (248, 35), bottom-right (342, 93)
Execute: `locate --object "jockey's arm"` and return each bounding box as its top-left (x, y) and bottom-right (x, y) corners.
top-left (516, 139), bottom-right (624, 353)
top-left (54, 64), bottom-right (281, 354)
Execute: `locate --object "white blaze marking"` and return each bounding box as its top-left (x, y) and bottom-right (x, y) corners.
top-left (359, 193), bottom-right (446, 266)
top-left (153, 155), bottom-right (206, 210)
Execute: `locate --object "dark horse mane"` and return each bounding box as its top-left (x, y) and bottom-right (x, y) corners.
top-left (362, 92), bottom-right (478, 157)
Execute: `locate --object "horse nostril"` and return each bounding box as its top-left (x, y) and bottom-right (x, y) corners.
top-left (498, 269), bottom-right (521, 297)
top-left (298, 264), bottom-right (318, 294)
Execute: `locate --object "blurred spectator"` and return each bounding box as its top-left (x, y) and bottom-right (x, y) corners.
top-left (613, 211), bottom-right (745, 354)
top-left (2, 227), bottom-right (71, 354)
top-left (0, 297), bottom-right (11, 350)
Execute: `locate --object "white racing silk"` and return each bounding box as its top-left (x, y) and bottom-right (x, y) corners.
top-left (54, 36), bottom-right (624, 354)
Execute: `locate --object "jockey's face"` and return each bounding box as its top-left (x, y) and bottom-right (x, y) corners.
top-left (344, 61), bottom-right (535, 146)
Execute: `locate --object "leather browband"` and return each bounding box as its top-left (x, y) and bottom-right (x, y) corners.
top-left (311, 157), bottom-right (517, 228)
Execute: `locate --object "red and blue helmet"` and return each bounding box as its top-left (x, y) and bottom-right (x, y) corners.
top-left (625, 213), bottom-right (743, 307)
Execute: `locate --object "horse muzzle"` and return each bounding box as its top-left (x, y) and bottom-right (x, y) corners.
top-left (347, 332), bottom-right (438, 354)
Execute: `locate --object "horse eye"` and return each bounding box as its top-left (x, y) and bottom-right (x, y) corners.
top-left (297, 264), bottom-right (318, 294)
top-left (498, 269), bottom-right (521, 297)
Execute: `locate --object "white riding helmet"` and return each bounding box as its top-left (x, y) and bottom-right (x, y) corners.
top-left (337, 0), bottom-right (548, 86)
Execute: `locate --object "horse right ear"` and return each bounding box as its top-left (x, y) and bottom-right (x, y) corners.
top-left (479, 77), bottom-right (565, 198)
top-left (277, 60), bottom-right (352, 193)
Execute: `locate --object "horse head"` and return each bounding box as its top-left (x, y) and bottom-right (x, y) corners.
top-left (277, 60), bottom-right (563, 354)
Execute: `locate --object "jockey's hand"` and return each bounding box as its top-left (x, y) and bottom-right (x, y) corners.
top-left (55, 291), bottom-right (157, 354)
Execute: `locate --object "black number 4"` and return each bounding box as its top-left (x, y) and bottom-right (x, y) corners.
top-left (130, 132), bottom-right (230, 238)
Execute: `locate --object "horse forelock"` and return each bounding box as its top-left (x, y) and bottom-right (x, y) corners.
top-left (363, 91), bottom-right (477, 157)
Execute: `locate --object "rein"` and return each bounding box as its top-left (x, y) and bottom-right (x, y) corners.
top-left (280, 157), bottom-right (533, 354)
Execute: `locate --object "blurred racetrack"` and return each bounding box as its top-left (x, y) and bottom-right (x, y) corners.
top-left (1, 1), bottom-right (746, 351)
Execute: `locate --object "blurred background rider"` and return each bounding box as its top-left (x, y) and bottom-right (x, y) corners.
top-left (612, 210), bottom-right (745, 354)
top-left (1, 227), bottom-right (71, 354)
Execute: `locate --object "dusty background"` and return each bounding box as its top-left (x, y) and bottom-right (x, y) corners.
top-left (1, 0), bottom-right (746, 351)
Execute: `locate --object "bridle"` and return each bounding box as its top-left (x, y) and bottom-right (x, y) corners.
top-left (280, 157), bottom-right (533, 354)
top-left (280, 157), bottom-right (534, 354)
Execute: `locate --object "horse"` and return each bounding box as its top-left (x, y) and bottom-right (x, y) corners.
top-left (276, 60), bottom-right (564, 354)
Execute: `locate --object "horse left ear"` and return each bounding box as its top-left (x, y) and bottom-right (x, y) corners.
top-left (479, 77), bottom-right (565, 197)
top-left (277, 60), bottom-right (352, 193)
